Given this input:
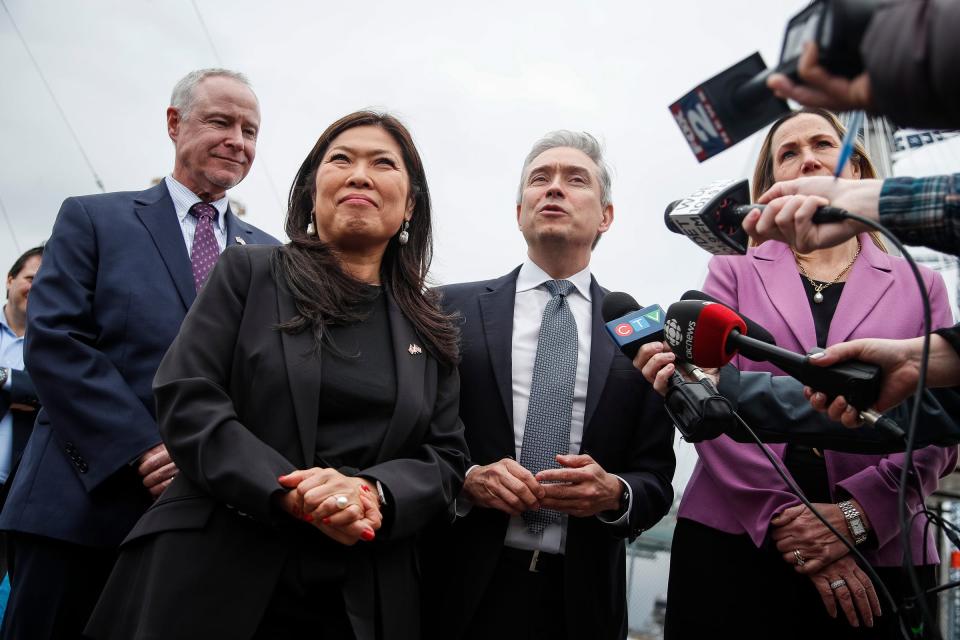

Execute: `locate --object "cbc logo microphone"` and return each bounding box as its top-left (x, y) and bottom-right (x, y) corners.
top-left (664, 318), bottom-right (683, 349)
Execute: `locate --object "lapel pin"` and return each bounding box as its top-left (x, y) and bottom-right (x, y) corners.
top-left (235, 236), bottom-right (246, 245)
top-left (408, 343), bottom-right (423, 355)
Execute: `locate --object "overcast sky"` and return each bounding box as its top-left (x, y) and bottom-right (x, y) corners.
top-left (1, 0), bottom-right (812, 300)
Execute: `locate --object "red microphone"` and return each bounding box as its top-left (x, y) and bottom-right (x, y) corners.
top-left (663, 300), bottom-right (746, 368)
top-left (664, 300), bottom-right (904, 439)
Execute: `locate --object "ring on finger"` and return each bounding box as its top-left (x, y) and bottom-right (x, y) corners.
top-left (829, 579), bottom-right (847, 590)
top-left (794, 549), bottom-right (806, 566)
top-left (335, 495), bottom-right (349, 510)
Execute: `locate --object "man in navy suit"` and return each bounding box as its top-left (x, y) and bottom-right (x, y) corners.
top-left (0, 68), bottom-right (279, 639)
top-left (422, 131), bottom-right (675, 639)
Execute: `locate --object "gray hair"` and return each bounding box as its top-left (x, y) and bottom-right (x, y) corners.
top-left (170, 68), bottom-right (254, 118)
top-left (516, 130), bottom-right (613, 207)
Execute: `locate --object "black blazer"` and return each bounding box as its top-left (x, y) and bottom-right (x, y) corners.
top-left (1, 181), bottom-right (278, 547)
top-left (86, 245), bottom-right (468, 640)
top-left (421, 267), bottom-right (676, 640)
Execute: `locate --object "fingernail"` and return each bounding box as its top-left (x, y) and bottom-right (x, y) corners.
top-left (322, 517), bottom-right (331, 525)
top-left (845, 405), bottom-right (858, 415)
top-left (361, 529), bottom-right (375, 541)
top-left (361, 485), bottom-right (371, 492)
top-left (809, 351), bottom-right (825, 359)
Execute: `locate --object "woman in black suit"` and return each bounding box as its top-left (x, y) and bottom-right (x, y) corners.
top-left (86, 111), bottom-right (469, 640)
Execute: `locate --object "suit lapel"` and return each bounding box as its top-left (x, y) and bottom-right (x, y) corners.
top-left (374, 288), bottom-right (426, 464)
top-left (478, 268), bottom-right (520, 426)
top-left (827, 235), bottom-right (894, 345)
top-left (752, 241), bottom-right (818, 351)
top-left (224, 207), bottom-right (256, 247)
top-left (134, 183), bottom-right (196, 310)
top-left (584, 277), bottom-right (615, 431)
top-left (276, 278), bottom-right (322, 468)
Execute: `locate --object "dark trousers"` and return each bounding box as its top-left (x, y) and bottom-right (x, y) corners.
top-left (666, 518), bottom-right (937, 640)
top-left (1, 532), bottom-right (117, 640)
top-left (463, 547), bottom-right (567, 640)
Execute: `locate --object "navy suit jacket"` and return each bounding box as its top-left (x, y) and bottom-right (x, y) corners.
top-left (0, 181), bottom-right (279, 547)
top-left (421, 267), bottom-right (676, 640)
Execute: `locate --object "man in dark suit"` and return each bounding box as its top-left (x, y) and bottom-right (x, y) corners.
top-left (0, 68), bottom-right (279, 639)
top-left (423, 131), bottom-right (676, 639)
top-left (0, 246), bottom-right (44, 576)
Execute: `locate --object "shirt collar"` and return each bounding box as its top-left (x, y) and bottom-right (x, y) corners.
top-left (516, 258), bottom-right (592, 301)
top-left (0, 306), bottom-right (19, 339)
top-left (165, 175), bottom-right (229, 233)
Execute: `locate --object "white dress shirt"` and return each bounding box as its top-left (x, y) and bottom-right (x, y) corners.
top-left (164, 175), bottom-right (229, 255)
top-left (502, 259), bottom-right (631, 554)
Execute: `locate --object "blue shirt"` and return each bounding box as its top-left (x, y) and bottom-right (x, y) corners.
top-left (0, 308), bottom-right (25, 483)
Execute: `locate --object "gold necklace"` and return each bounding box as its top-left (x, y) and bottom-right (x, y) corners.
top-left (794, 239), bottom-right (861, 304)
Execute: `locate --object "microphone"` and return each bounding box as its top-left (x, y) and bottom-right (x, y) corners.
top-left (663, 300), bottom-right (905, 439)
top-left (664, 179), bottom-right (848, 255)
top-left (601, 292), bottom-right (668, 359)
top-left (602, 292), bottom-right (733, 442)
top-left (669, 0), bottom-right (876, 162)
top-left (680, 290), bottom-right (777, 346)
top-left (669, 53), bottom-right (790, 163)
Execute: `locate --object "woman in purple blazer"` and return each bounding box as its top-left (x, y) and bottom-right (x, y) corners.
top-left (664, 109), bottom-right (957, 639)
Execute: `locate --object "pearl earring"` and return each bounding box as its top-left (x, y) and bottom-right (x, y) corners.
top-left (306, 221), bottom-right (316, 235)
top-left (398, 220), bottom-right (410, 246)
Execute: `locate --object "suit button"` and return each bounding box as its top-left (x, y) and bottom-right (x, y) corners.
top-left (77, 461), bottom-right (89, 473)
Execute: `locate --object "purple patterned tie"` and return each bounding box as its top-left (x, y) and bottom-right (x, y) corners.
top-left (189, 202), bottom-right (220, 291)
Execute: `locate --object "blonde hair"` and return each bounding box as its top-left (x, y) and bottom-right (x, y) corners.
top-left (751, 107), bottom-right (885, 252)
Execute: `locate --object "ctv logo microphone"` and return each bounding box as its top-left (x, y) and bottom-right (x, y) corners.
top-left (604, 304), bottom-right (667, 357)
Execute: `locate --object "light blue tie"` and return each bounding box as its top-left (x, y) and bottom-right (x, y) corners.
top-left (520, 279), bottom-right (578, 534)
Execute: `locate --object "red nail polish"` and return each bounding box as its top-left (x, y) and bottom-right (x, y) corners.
top-left (361, 529), bottom-right (375, 542)
top-left (302, 513), bottom-right (312, 522)
top-left (361, 485), bottom-right (370, 492)
top-left (322, 517), bottom-right (331, 525)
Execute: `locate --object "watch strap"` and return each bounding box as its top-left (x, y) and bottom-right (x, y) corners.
top-left (838, 499), bottom-right (868, 545)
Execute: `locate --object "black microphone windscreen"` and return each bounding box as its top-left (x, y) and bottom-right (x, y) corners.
top-left (602, 292), bottom-right (641, 323)
top-left (680, 290), bottom-right (777, 346)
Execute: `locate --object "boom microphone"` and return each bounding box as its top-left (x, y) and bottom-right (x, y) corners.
top-left (663, 300), bottom-right (904, 438)
top-left (664, 179), bottom-right (848, 255)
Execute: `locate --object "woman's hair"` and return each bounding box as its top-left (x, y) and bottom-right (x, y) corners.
top-left (751, 107), bottom-right (885, 251)
top-left (275, 110), bottom-right (459, 365)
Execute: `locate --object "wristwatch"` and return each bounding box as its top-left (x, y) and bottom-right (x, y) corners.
top-left (0, 367), bottom-right (8, 388)
top-left (838, 499), bottom-right (869, 545)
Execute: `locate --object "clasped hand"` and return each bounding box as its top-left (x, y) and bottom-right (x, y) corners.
top-left (462, 454), bottom-right (622, 518)
top-left (771, 504), bottom-right (881, 628)
top-left (276, 467), bottom-right (382, 546)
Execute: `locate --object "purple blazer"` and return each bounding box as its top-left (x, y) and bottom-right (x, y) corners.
top-left (677, 234), bottom-right (958, 566)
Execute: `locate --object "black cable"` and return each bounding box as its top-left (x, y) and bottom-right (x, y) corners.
top-left (1, 0), bottom-right (105, 194)
top-left (840, 212), bottom-right (938, 639)
top-left (728, 411), bottom-right (904, 630)
top-left (0, 190), bottom-right (21, 254)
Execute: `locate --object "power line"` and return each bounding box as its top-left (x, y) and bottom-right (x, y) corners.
top-left (1, 0), bottom-right (105, 193)
top-left (0, 190), bottom-right (22, 254)
top-left (190, 0), bottom-right (286, 214)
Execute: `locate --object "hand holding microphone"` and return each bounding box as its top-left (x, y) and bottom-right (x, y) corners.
top-left (663, 297), bottom-right (905, 440)
top-left (744, 177), bottom-right (881, 252)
